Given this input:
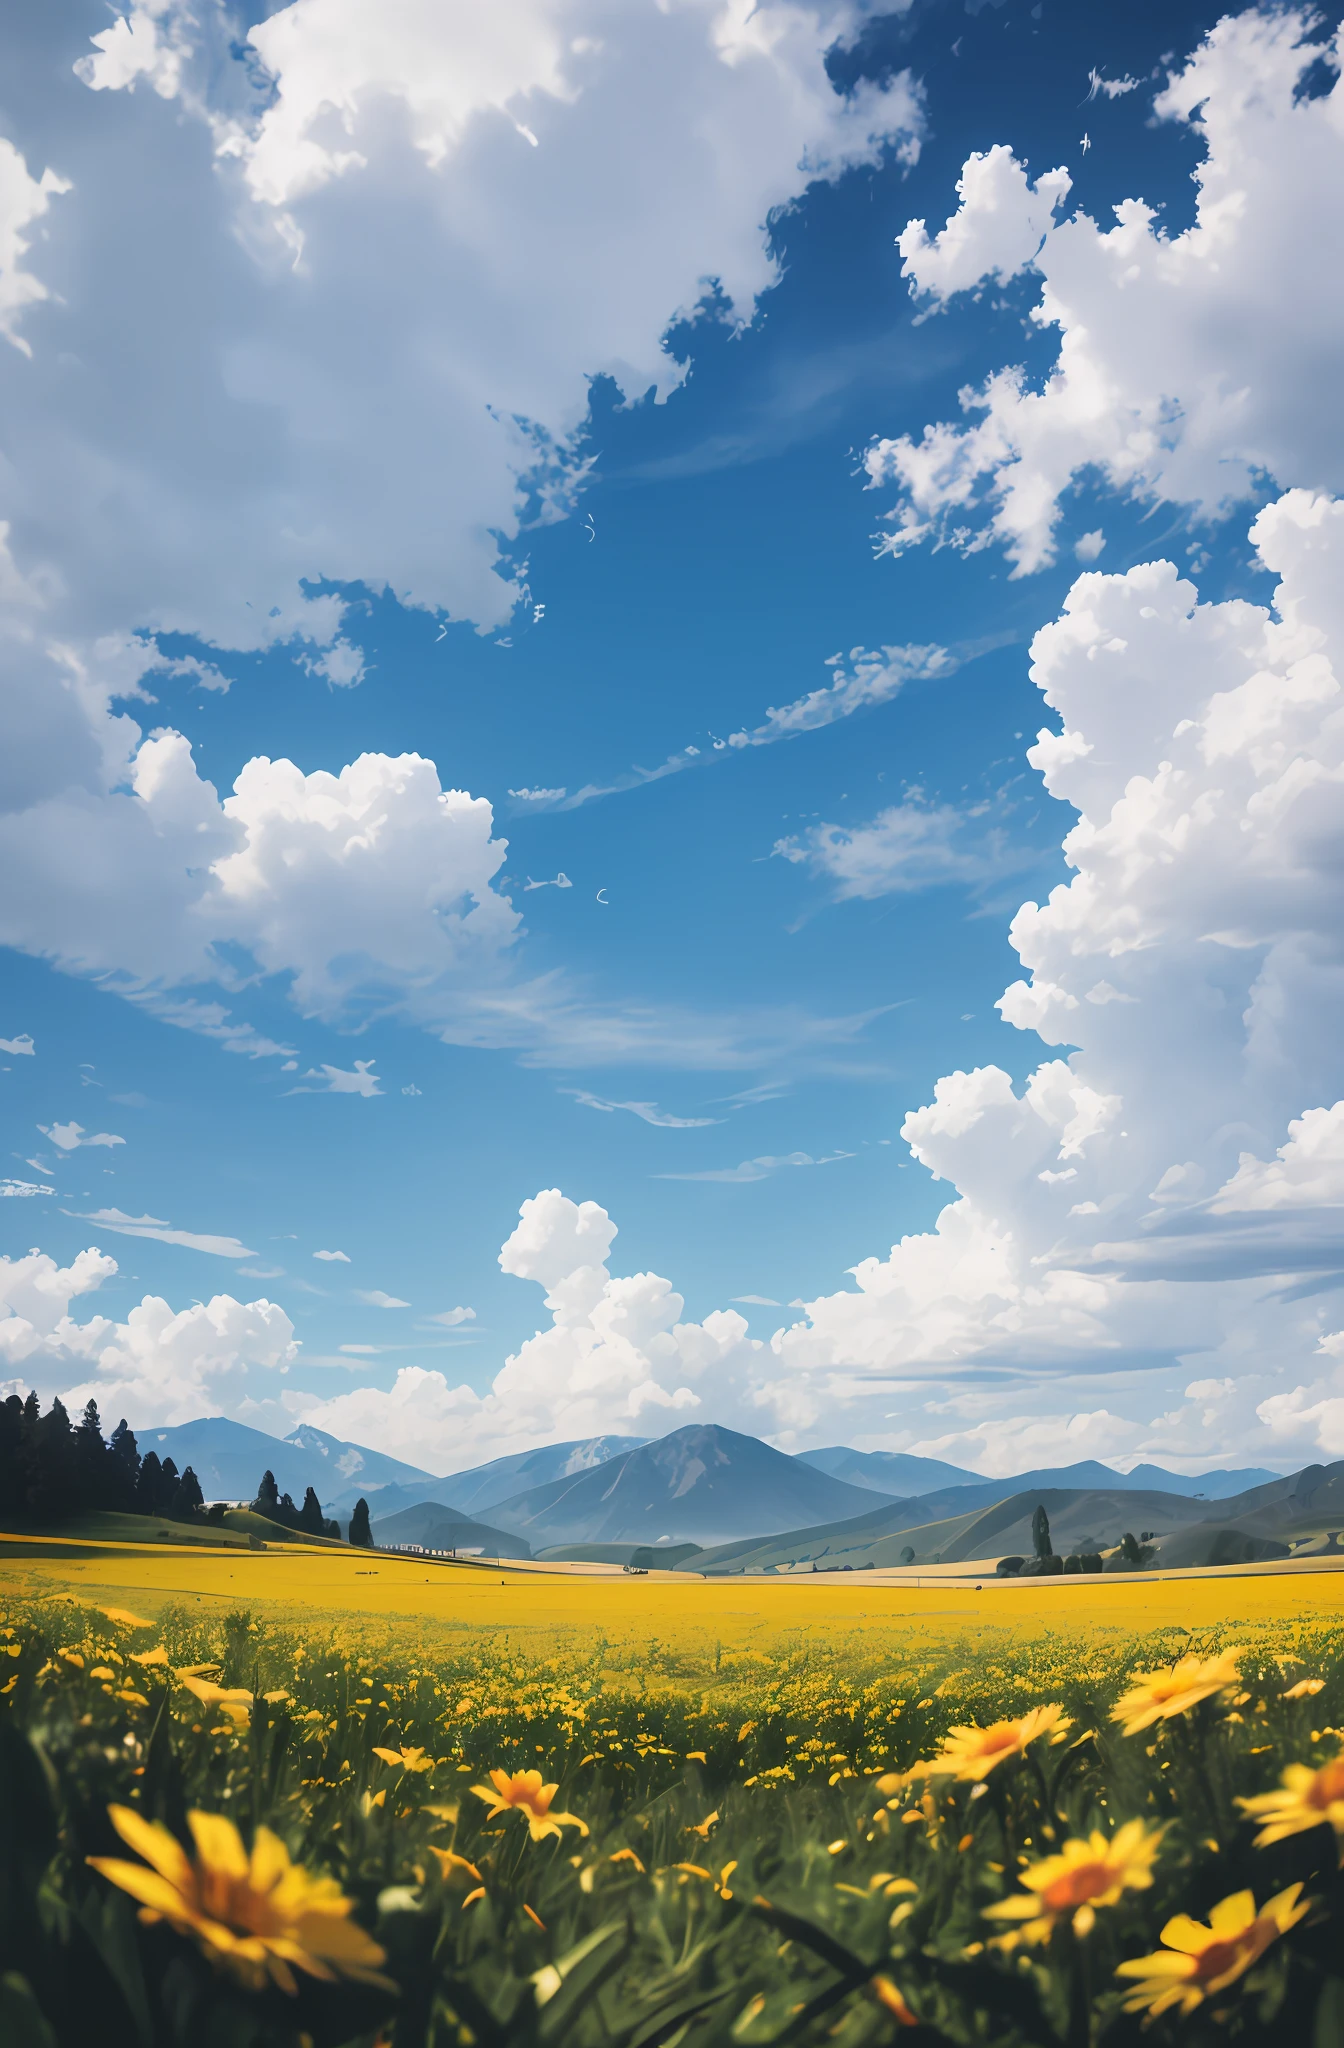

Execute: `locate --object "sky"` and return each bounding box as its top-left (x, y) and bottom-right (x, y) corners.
top-left (3, 0), bottom-right (1344, 1482)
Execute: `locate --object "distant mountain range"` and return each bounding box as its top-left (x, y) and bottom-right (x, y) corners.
top-left (133, 1417), bottom-right (434, 1509)
top-left (477, 1425), bottom-right (895, 1548)
top-left (130, 1413), bottom-right (1288, 1555)
top-left (798, 1447), bottom-right (1276, 1502)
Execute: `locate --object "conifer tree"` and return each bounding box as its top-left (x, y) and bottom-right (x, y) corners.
top-left (348, 1497), bottom-right (373, 1548)
top-left (299, 1485), bottom-right (326, 1536)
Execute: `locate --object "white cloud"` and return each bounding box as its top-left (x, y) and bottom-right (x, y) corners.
top-left (354, 1289), bottom-right (410, 1308)
top-left (0, 139), bottom-right (70, 355)
top-left (313, 1248), bottom-right (350, 1262)
top-left (63, 1207), bottom-right (258, 1258)
top-left (0, 1034), bottom-right (35, 1056)
top-left (0, 1243), bottom-right (296, 1425)
top-left (758, 489), bottom-right (1344, 1463)
top-left (427, 1306), bottom-right (475, 1327)
top-left (655, 1149), bottom-right (852, 1183)
top-left (39, 1122), bottom-right (125, 1152)
top-left (1209, 1103), bottom-right (1344, 1212)
top-left (772, 795), bottom-right (1015, 899)
top-left (868, 9), bottom-right (1344, 572)
top-left (565, 1089), bottom-right (722, 1128)
top-left (0, 1), bottom-right (923, 1074)
top-left (726, 643), bottom-right (950, 748)
top-left (732, 1294), bottom-right (780, 1306)
top-left (509, 787), bottom-right (567, 803)
top-left (293, 1188), bottom-right (767, 1467)
top-left (2, 1180), bottom-right (54, 1198)
top-left (286, 1059), bottom-right (385, 1098)
top-left (896, 144), bottom-right (1070, 303)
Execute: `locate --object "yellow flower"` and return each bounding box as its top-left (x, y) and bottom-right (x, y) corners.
top-left (372, 1745), bottom-right (434, 1774)
top-left (130, 1647), bottom-right (170, 1668)
top-left (1115, 1884), bottom-right (1309, 2017)
top-left (1281, 1677), bottom-right (1326, 1701)
top-left (100, 1606), bottom-right (153, 1628)
top-left (927, 1703), bottom-right (1072, 1782)
top-left (870, 1977), bottom-right (919, 2027)
top-left (1237, 1752), bottom-right (1344, 1849)
top-left (1110, 1648), bottom-right (1243, 1736)
top-left (984, 1820), bottom-right (1163, 1947)
top-left (176, 1671), bottom-right (253, 1727)
top-left (88, 1805), bottom-right (393, 1996)
top-left (470, 1769), bottom-right (588, 1842)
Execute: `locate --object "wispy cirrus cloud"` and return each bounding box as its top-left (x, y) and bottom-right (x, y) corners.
top-left (564, 1089), bottom-right (722, 1129)
top-left (655, 1149), bottom-right (853, 1184)
top-left (63, 1206), bottom-right (256, 1258)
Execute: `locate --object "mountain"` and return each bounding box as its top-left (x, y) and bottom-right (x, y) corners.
top-left (367, 1500), bottom-right (532, 1560)
top-left (798, 1448), bottom-right (979, 1494)
top-left (433, 1437), bottom-right (650, 1516)
top-left (797, 1449), bottom-right (1281, 1502)
top-left (282, 1424), bottom-right (436, 1502)
top-left (133, 1417), bottom-right (435, 1512)
top-left (483, 1424), bottom-right (896, 1547)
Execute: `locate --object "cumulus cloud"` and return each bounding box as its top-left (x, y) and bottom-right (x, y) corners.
top-left (868, 9), bottom-right (1344, 572)
top-left (293, 1189), bottom-right (767, 1468)
top-left (0, 1244), bottom-right (295, 1425)
top-left (313, 1249), bottom-right (350, 1262)
top-left (39, 1122), bottom-right (125, 1152)
top-left (0, 1), bottom-right (923, 1073)
top-left (61, 1208), bottom-right (257, 1259)
top-left (896, 144), bottom-right (1070, 303)
top-left (762, 488), bottom-right (1344, 1465)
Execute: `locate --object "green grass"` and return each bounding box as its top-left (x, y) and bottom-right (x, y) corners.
top-left (2, 1596), bottom-right (1343, 2048)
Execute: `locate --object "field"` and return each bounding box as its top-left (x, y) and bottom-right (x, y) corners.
top-left (3, 1537), bottom-right (1344, 2048)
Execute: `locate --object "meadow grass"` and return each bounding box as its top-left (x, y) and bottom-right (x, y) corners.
top-left (2, 1547), bottom-right (1344, 2048)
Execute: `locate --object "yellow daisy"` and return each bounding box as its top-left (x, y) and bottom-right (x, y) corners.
top-left (1110, 1648), bottom-right (1243, 1737)
top-left (1238, 1752), bottom-right (1344, 1850)
top-left (1115, 1884), bottom-right (1308, 2017)
top-left (927, 1703), bottom-right (1071, 1782)
top-left (88, 1805), bottom-right (393, 1996)
top-left (984, 1819), bottom-right (1163, 1946)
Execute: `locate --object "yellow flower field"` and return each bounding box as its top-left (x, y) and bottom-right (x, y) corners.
top-left (5, 1536), bottom-right (1344, 2047)
top-left (3, 1530), bottom-right (1342, 1663)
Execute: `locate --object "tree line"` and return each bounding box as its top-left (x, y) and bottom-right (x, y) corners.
top-left (0, 1391), bottom-right (373, 1544)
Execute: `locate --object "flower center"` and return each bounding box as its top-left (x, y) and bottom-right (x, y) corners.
top-left (1193, 1934), bottom-right (1251, 1983)
top-left (1042, 1862), bottom-right (1109, 1911)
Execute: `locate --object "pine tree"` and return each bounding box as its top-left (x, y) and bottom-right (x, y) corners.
top-left (254, 1469), bottom-right (281, 1517)
top-left (348, 1498), bottom-right (373, 1549)
top-left (1032, 1504), bottom-right (1053, 1560)
top-left (171, 1466), bottom-right (205, 1521)
top-left (299, 1486), bottom-right (326, 1536)
top-left (135, 1451), bottom-right (163, 1517)
top-left (109, 1420), bottom-right (140, 1511)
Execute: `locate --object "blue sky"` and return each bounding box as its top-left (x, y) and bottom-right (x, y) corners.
top-left (3, 0), bottom-right (1343, 1478)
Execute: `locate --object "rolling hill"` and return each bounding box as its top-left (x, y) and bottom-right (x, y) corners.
top-left (366, 1500), bottom-right (532, 1560)
top-left (483, 1424), bottom-right (896, 1547)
